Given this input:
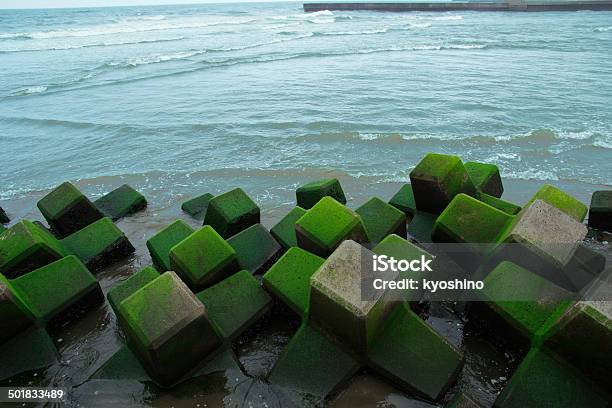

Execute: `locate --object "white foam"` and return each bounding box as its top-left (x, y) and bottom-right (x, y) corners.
top-left (594, 26), bottom-right (612, 32)
top-left (110, 50), bottom-right (206, 67)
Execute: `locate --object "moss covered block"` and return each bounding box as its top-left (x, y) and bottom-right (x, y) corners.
top-left (270, 206), bottom-right (307, 249)
top-left (588, 190), bottom-right (612, 232)
top-left (477, 261), bottom-right (573, 345)
top-left (169, 226), bottom-right (239, 291)
top-left (37, 181), bottom-right (104, 238)
top-left (433, 194), bottom-right (513, 244)
top-left (526, 184), bottom-right (588, 222)
top-left (356, 197), bottom-right (407, 244)
top-left (203, 188), bottom-right (260, 238)
top-left (410, 153), bottom-right (478, 214)
top-left (388, 184), bottom-right (416, 217)
top-left (0, 224), bottom-right (6, 235)
top-left (268, 323), bottom-right (360, 397)
top-left (107, 266), bottom-right (160, 313)
top-left (181, 193), bottom-right (214, 220)
top-left (8, 255), bottom-right (103, 326)
top-left (0, 220), bottom-right (69, 279)
top-left (0, 326), bottom-right (57, 381)
top-left (310, 241), bottom-right (397, 354)
top-left (296, 178), bottom-right (346, 209)
top-left (493, 349), bottom-right (609, 408)
top-left (447, 392), bottom-right (483, 408)
top-left (407, 211), bottom-right (437, 243)
top-left (0, 207), bottom-right (9, 224)
top-left (478, 193), bottom-right (521, 215)
top-left (94, 184), bottom-right (147, 221)
top-left (196, 270), bottom-right (271, 341)
top-left (61, 217), bottom-right (135, 271)
top-left (146, 220), bottom-right (194, 271)
top-left (465, 161), bottom-right (503, 198)
top-left (117, 271), bottom-right (222, 387)
top-left (0, 278), bottom-right (35, 344)
top-left (227, 224), bottom-right (282, 275)
top-left (368, 303), bottom-right (463, 402)
top-left (295, 197), bottom-right (368, 257)
top-left (263, 247), bottom-right (325, 317)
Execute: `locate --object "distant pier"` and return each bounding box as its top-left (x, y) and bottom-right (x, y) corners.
top-left (303, 0), bottom-right (612, 12)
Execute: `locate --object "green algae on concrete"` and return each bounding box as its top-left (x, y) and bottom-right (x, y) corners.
top-left (368, 303), bottom-right (463, 402)
top-left (356, 197), bottom-right (407, 244)
top-left (94, 184), bottom-right (147, 221)
top-left (388, 184), bottom-right (416, 217)
top-left (465, 161), bottom-right (503, 198)
top-left (0, 224), bottom-right (5, 235)
top-left (525, 184), bottom-right (588, 222)
top-left (37, 181), bottom-right (104, 238)
top-left (493, 349), bottom-right (609, 408)
top-left (227, 224), bottom-right (282, 275)
top-left (407, 211), bottom-right (437, 243)
top-left (588, 190), bottom-right (612, 231)
top-left (433, 194), bottom-right (513, 244)
top-left (117, 271), bottom-right (222, 387)
top-left (478, 192), bottom-right (521, 215)
top-left (61, 217), bottom-right (135, 271)
top-left (447, 391), bottom-right (483, 408)
top-left (0, 220), bottom-right (69, 279)
top-left (0, 326), bottom-right (57, 381)
top-left (295, 197), bottom-right (368, 257)
top-left (196, 270), bottom-right (272, 341)
top-left (146, 220), bottom-right (194, 271)
top-left (8, 255), bottom-right (103, 326)
top-left (181, 192), bottom-right (214, 220)
top-left (263, 247), bottom-right (325, 317)
top-left (0, 279), bottom-right (35, 343)
top-left (296, 178), bottom-right (347, 209)
top-left (410, 153), bottom-right (477, 214)
top-left (270, 206), bottom-right (307, 249)
top-left (0, 207), bottom-right (9, 224)
top-left (203, 188), bottom-right (260, 238)
top-left (169, 225), bottom-right (239, 290)
top-left (107, 266), bottom-right (160, 313)
top-left (477, 261), bottom-right (573, 345)
top-left (268, 323), bottom-right (360, 397)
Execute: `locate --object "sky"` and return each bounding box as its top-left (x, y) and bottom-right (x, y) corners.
top-left (0, 0), bottom-right (278, 9)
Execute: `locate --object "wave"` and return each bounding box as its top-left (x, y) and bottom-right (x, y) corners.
top-left (107, 50), bottom-right (207, 68)
top-left (594, 26), bottom-right (612, 32)
top-left (9, 86), bottom-right (48, 96)
top-left (312, 28), bottom-right (388, 36)
top-left (0, 36), bottom-right (187, 54)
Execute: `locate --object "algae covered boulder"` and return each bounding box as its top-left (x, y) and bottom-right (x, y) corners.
top-left (270, 206), bottom-right (307, 249)
top-left (203, 188), bottom-right (260, 238)
top-left (37, 182), bottom-right (104, 238)
top-left (356, 197), bottom-right (406, 244)
top-left (169, 225), bottom-right (240, 290)
top-left (116, 271), bottom-right (222, 387)
top-left (296, 178), bottom-right (346, 209)
top-left (388, 184), bottom-right (416, 217)
top-left (146, 220), bottom-right (194, 271)
top-left (94, 184), bottom-right (147, 221)
top-left (588, 190), bottom-right (612, 231)
top-left (295, 197), bottom-right (368, 257)
top-left (410, 153), bottom-right (477, 214)
top-left (227, 223), bottom-right (282, 275)
top-left (107, 266), bottom-right (160, 313)
top-left (181, 192), bottom-right (214, 220)
top-left (465, 161), bottom-right (503, 198)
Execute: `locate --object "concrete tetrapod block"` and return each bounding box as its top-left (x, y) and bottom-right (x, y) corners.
top-left (464, 161), bottom-right (503, 198)
top-left (356, 197), bottom-right (407, 244)
top-left (196, 270), bottom-right (272, 341)
top-left (107, 266), bottom-right (160, 314)
top-left (0, 206), bottom-right (9, 224)
top-left (525, 184), bottom-right (588, 222)
top-left (169, 225), bottom-right (240, 291)
top-left (268, 323), bottom-right (360, 398)
top-left (388, 184), bottom-right (416, 217)
top-left (409, 153), bottom-right (478, 214)
top-left (146, 220), bottom-right (194, 271)
top-left (270, 206), bottom-right (307, 249)
top-left (309, 240), bottom-right (397, 354)
top-left (588, 190), bottom-right (612, 232)
top-left (493, 349), bottom-right (609, 408)
top-left (61, 217), bottom-right (135, 271)
top-left (37, 181), bottom-right (104, 238)
top-left (7, 255), bottom-right (103, 327)
top-left (227, 224), bottom-right (282, 275)
top-left (476, 261), bottom-right (573, 347)
top-left (116, 271), bottom-right (223, 387)
top-left (478, 193), bottom-right (521, 215)
top-left (295, 178), bottom-right (347, 209)
top-left (203, 188), bottom-right (260, 238)
top-left (263, 247), bottom-right (325, 317)
top-left (368, 303), bottom-right (463, 402)
top-left (0, 279), bottom-right (35, 344)
top-left (0, 220), bottom-right (70, 279)
top-left (0, 326), bottom-right (57, 381)
top-left (295, 197), bottom-right (368, 258)
top-left (0, 224), bottom-right (5, 235)
top-left (94, 184), bottom-right (147, 221)
top-left (407, 211), bottom-right (437, 243)
top-left (181, 192), bottom-right (214, 220)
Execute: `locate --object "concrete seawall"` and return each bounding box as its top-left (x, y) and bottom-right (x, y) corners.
top-left (303, 1), bottom-right (612, 12)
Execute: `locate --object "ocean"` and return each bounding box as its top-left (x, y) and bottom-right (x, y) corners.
top-left (0, 2), bottom-right (611, 407)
